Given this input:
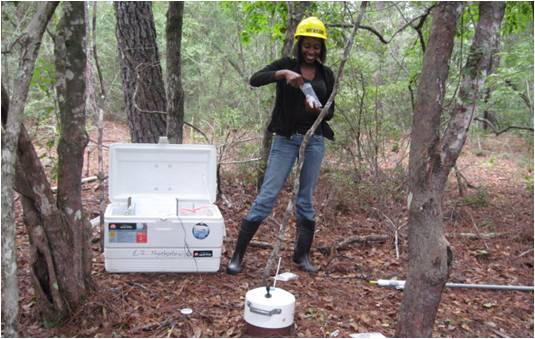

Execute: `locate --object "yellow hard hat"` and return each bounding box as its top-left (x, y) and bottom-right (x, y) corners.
top-left (294, 17), bottom-right (327, 41)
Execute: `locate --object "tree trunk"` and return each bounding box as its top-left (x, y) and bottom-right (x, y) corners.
top-left (166, 1), bottom-right (185, 144)
top-left (281, 2), bottom-right (311, 57)
top-left (53, 0), bottom-right (93, 301)
top-left (1, 3), bottom-right (58, 336)
top-left (482, 89), bottom-right (498, 130)
top-left (440, 1), bottom-right (506, 173)
top-left (13, 2), bottom-right (94, 324)
top-left (480, 4), bottom-right (504, 131)
top-left (397, 2), bottom-right (505, 337)
top-left (15, 128), bottom-right (71, 320)
top-left (396, 3), bottom-right (462, 337)
top-left (257, 1), bottom-right (310, 190)
top-left (114, 1), bottom-right (167, 143)
top-left (2, 84), bottom-right (20, 338)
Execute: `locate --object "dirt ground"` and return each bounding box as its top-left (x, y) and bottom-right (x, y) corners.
top-left (14, 121), bottom-right (534, 338)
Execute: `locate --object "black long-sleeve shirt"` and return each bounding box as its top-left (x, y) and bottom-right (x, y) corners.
top-left (249, 57), bottom-right (335, 140)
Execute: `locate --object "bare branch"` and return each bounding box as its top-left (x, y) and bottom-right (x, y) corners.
top-left (242, 234), bottom-right (389, 253)
top-left (133, 62), bottom-right (167, 115)
top-left (92, 2), bottom-right (106, 99)
top-left (474, 117), bottom-right (534, 135)
top-left (327, 4), bottom-right (436, 45)
top-left (184, 121), bottom-right (209, 143)
top-left (262, 2), bottom-right (369, 288)
top-left (505, 79), bottom-right (533, 111)
top-left (219, 157), bottom-right (262, 165)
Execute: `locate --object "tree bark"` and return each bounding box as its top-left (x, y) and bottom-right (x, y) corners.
top-left (166, 1), bottom-right (185, 144)
top-left (257, 1), bottom-right (310, 190)
top-left (16, 125), bottom-right (73, 322)
top-left (440, 2), bottom-right (506, 177)
top-left (13, 2), bottom-right (94, 324)
top-left (53, 0), bottom-right (93, 302)
top-left (396, 3), bottom-right (462, 337)
top-left (2, 83), bottom-right (20, 338)
top-left (1, 3), bottom-right (58, 336)
top-left (114, 1), bottom-right (167, 143)
top-left (397, 2), bottom-right (505, 337)
top-left (480, 5), bottom-right (504, 130)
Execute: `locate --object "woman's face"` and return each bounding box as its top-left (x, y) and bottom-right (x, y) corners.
top-left (301, 37), bottom-right (323, 64)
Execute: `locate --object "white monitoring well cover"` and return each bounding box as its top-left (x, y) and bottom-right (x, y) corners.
top-left (108, 143), bottom-right (218, 203)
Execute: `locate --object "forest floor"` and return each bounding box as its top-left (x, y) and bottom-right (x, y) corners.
top-left (14, 121), bottom-right (534, 338)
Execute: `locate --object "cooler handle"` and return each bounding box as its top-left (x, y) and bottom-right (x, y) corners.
top-left (247, 301), bottom-right (281, 316)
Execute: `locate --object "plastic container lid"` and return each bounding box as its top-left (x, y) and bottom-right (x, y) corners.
top-left (245, 287), bottom-right (295, 308)
top-left (108, 143), bottom-right (217, 203)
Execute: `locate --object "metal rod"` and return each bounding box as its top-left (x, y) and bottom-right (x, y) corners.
top-left (445, 282), bottom-right (534, 292)
top-left (372, 279), bottom-right (534, 292)
top-left (273, 257), bottom-right (282, 289)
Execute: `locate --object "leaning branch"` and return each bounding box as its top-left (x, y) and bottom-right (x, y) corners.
top-left (92, 2), bottom-right (107, 250)
top-left (262, 2), bottom-right (369, 288)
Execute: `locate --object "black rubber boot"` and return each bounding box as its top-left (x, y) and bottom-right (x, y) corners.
top-left (226, 219), bottom-right (262, 275)
top-left (292, 218), bottom-right (319, 273)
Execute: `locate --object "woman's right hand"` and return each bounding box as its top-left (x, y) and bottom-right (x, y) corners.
top-left (275, 70), bottom-right (304, 88)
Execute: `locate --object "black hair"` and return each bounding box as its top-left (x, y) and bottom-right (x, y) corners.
top-left (293, 36), bottom-right (327, 64)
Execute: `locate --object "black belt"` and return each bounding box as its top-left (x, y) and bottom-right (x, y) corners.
top-left (295, 127), bottom-right (322, 135)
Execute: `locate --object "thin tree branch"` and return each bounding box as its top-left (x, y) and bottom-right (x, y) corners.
top-left (92, 1), bottom-right (107, 250)
top-left (133, 62), bottom-right (168, 115)
top-left (92, 2), bottom-right (106, 99)
top-left (474, 117), bottom-right (534, 135)
top-left (505, 79), bottom-right (533, 110)
top-left (327, 4), bottom-right (436, 45)
top-left (184, 121), bottom-right (209, 143)
top-left (219, 157), bottom-right (262, 165)
top-left (262, 2), bottom-right (369, 288)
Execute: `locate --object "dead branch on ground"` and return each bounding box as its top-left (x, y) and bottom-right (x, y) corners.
top-left (239, 234), bottom-right (389, 255)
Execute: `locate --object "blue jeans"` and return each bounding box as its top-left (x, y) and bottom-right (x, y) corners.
top-left (246, 133), bottom-right (325, 222)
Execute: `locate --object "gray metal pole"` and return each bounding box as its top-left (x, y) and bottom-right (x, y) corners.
top-left (373, 279), bottom-right (534, 292)
top-left (445, 282), bottom-right (534, 292)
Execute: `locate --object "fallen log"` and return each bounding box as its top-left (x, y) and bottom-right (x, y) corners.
top-left (234, 234), bottom-right (390, 255)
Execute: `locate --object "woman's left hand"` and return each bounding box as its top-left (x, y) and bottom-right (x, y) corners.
top-left (304, 98), bottom-right (322, 115)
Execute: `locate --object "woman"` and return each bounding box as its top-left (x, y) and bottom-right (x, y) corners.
top-left (227, 17), bottom-right (335, 274)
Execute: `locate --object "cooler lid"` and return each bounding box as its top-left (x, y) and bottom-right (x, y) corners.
top-left (108, 143), bottom-right (217, 203)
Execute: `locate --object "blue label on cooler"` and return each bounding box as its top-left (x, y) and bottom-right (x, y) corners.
top-left (192, 222), bottom-right (210, 239)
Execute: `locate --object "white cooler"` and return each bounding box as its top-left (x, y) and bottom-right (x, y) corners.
top-left (103, 143), bottom-right (225, 273)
